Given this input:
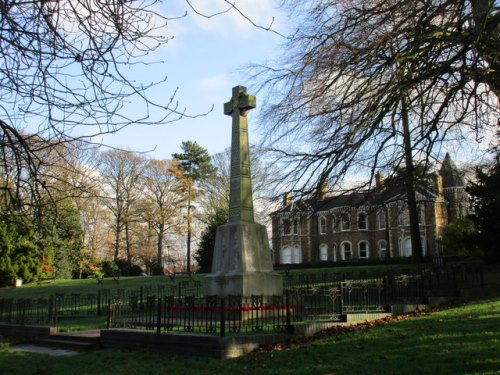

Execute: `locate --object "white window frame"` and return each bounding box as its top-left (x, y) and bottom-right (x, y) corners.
top-left (319, 244), bottom-right (328, 261)
top-left (377, 210), bottom-right (386, 230)
top-left (358, 241), bottom-right (369, 259)
top-left (281, 246), bottom-right (292, 264)
top-left (293, 246), bottom-right (302, 264)
top-left (341, 242), bottom-right (352, 260)
top-left (341, 213), bottom-right (350, 231)
top-left (292, 217), bottom-right (300, 235)
top-left (378, 240), bottom-right (387, 259)
top-left (358, 212), bottom-right (368, 230)
top-left (319, 215), bottom-right (327, 235)
top-left (400, 237), bottom-right (427, 257)
top-left (281, 218), bottom-right (292, 235)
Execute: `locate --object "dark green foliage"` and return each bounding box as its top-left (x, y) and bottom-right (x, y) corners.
top-left (173, 141), bottom-right (216, 273)
top-left (101, 260), bottom-right (119, 277)
top-left (439, 218), bottom-right (481, 258)
top-left (150, 262), bottom-right (164, 276)
top-left (467, 154), bottom-right (500, 263)
top-left (172, 141), bottom-right (216, 180)
top-left (0, 224), bottom-right (16, 286)
top-left (35, 199), bottom-right (85, 279)
top-left (0, 222), bottom-right (42, 286)
top-left (114, 259), bottom-right (142, 276)
top-left (129, 264), bottom-right (143, 276)
top-left (12, 240), bottom-right (41, 283)
top-left (195, 208), bottom-right (228, 273)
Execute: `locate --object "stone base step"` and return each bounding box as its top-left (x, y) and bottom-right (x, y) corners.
top-left (37, 337), bottom-right (99, 351)
top-left (36, 330), bottom-right (101, 351)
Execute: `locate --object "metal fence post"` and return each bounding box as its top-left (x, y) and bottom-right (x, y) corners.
top-left (285, 290), bottom-right (292, 334)
top-left (48, 296), bottom-right (54, 326)
top-left (140, 286), bottom-right (144, 309)
top-left (420, 269), bottom-right (426, 303)
top-left (156, 297), bottom-right (162, 333)
top-left (383, 274), bottom-right (389, 312)
top-left (220, 297), bottom-right (225, 337)
top-left (106, 299), bottom-right (112, 329)
top-left (97, 290), bottom-right (101, 316)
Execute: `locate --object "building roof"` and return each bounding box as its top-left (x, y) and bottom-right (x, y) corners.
top-left (273, 155), bottom-right (466, 216)
top-left (273, 183), bottom-right (436, 215)
top-left (439, 153), bottom-right (465, 188)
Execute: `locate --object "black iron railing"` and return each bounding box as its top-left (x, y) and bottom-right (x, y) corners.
top-left (0, 263), bottom-right (484, 332)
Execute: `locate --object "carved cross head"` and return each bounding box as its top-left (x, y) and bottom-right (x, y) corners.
top-left (224, 85), bottom-right (256, 117)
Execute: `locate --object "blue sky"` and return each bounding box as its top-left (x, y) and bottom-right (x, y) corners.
top-left (101, 0), bottom-right (287, 159)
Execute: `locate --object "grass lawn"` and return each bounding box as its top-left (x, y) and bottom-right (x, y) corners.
top-left (0, 298), bottom-right (498, 375)
top-left (0, 262), bottom-right (432, 299)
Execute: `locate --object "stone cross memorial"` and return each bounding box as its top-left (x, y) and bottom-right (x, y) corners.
top-left (204, 86), bottom-right (283, 297)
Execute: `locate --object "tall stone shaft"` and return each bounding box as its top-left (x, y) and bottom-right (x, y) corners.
top-left (204, 85), bottom-right (283, 297)
top-left (223, 85), bottom-right (256, 223)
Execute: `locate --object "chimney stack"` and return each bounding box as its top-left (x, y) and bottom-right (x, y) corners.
top-left (375, 171), bottom-right (384, 188)
top-left (283, 192), bottom-right (293, 206)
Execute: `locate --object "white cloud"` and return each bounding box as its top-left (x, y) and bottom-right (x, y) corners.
top-left (198, 74), bottom-right (229, 90)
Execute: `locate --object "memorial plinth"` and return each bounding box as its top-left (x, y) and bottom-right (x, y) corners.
top-left (204, 86), bottom-right (283, 297)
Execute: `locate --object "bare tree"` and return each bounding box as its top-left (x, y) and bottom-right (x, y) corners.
top-left (98, 149), bottom-right (145, 263)
top-left (141, 158), bottom-right (185, 268)
top-left (252, 0), bottom-right (499, 261)
top-left (198, 146), bottom-right (283, 225)
top-left (0, 1), bottom-right (213, 208)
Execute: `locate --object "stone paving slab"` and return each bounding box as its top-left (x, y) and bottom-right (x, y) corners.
top-left (9, 344), bottom-right (79, 356)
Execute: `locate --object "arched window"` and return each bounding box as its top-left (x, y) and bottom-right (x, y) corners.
top-left (341, 213), bottom-right (350, 231)
top-left (401, 238), bottom-right (412, 257)
top-left (332, 243), bottom-right (337, 262)
top-left (379, 240), bottom-right (387, 259)
top-left (358, 241), bottom-right (369, 258)
top-left (293, 246), bottom-right (302, 264)
top-left (400, 237), bottom-right (426, 257)
top-left (341, 242), bottom-right (352, 260)
top-left (377, 210), bottom-right (386, 229)
top-left (281, 247), bottom-right (292, 264)
top-left (320, 244), bottom-right (328, 261)
top-left (358, 212), bottom-right (368, 230)
top-left (319, 216), bottom-right (327, 235)
top-left (331, 215), bottom-right (337, 232)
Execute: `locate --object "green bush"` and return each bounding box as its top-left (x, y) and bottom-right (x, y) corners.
top-left (113, 259), bottom-right (142, 277)
top-left (439, 218), bottom-right (481, 258)
top-left (101, 260), bottom-right (119, 277)
top-left (150, 262), bottom-right (164, 276)
top-left (12, 240), bottom-right (41, 283)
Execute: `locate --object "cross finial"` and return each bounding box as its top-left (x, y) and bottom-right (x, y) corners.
top-left (224, 86), bottom-right (256, 117)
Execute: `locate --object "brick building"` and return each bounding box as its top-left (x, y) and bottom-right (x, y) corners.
top-left (271, 154), bottom-right (467, 265)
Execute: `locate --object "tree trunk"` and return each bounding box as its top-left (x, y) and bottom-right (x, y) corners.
top-left (157, 222), bottom-right (164, 266)
top-left (401, 96), bottom-right (423, 263)
top-left (114, 217), bottom-right (121, 262)
top-left (125, 221), bottom-right (131, 265)
top-left (186, 191), bottom-right (192, 273)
